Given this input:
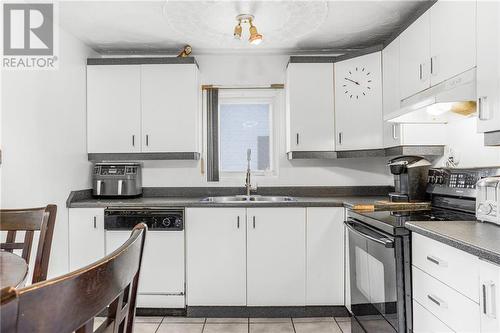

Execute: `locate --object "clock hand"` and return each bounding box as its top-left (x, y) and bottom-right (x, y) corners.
top-left (344, 77), bottom-right (360, 85)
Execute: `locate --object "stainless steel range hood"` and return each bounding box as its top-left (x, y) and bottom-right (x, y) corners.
top-left (385, 68), bottom-right (477, 123)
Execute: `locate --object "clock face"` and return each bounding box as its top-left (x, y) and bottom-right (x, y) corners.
top-left (342, 66), bottom-right (372, 100)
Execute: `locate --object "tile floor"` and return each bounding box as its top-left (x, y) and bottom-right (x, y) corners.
top-left (95, 316), bottom-right (352, 333)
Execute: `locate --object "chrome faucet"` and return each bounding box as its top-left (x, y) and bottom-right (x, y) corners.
top-left (245, 148), bottom-right (253, 196)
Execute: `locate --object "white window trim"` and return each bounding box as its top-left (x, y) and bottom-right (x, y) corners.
top-left (218, 89), bottom-right (280, 180)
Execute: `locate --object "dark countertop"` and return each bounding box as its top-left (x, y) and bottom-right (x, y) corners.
top-left (67, 195), bottom-right (388, 209)
top-left (406, 220), bottom-right (500, 265)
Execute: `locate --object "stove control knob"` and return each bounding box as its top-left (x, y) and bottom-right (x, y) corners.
top-left (174, 218), bottom-right (183, 229)
top-left (162, 217), bottom-right (172, 228)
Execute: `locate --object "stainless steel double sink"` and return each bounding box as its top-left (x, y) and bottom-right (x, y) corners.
top-left (200, 195), bottom-right (296, 203)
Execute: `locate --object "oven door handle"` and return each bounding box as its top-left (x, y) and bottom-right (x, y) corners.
top-left (344, 219), bottom-right (395, 248)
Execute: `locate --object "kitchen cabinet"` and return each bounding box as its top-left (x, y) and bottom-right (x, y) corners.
top-left (68, 208), bottom-right (105, 271)
top-left (382, 37), bottom-right (402, 148)
top-left (335, 52), bottom-right (383, 151)
top-left (247, 208), bottom-right (306, 306)
top-left (477, 0), bottom-right (500, 133)
top-left (141, 64), bottom-right (199, 152)
top-left (399, 2), bottom-right (476, 100)
top-left (479, 260), bottom-right (500, 333)
top-left (429, 0), bottom-right (476, 86)
top-left (306, 208), bottom-right (344, 305)
top-left (87, 65), bottom-right (141, 153)
top-left (186, 208), bottom-right (246, 306)
top-left (286, 62), bottom-right (335, 152)
top-left (87, 62), bottom-right (200, 154)
top-left (399, 12), bottom-right (430, 100)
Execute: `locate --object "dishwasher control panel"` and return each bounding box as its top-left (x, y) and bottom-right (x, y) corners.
top-left (104, 208), bottom-right (184, 231)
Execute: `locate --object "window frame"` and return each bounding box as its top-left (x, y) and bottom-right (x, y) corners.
top-left (217, 89), bottom-right (279, 179)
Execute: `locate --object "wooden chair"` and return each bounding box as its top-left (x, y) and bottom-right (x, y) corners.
top-left (0, 205), bottom-right (57, 284)
top-left (0, 223), bottom-right (147, 333)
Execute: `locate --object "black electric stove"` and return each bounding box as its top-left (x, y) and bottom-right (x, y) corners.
top-left (345, 167), bottom-right (499, 333)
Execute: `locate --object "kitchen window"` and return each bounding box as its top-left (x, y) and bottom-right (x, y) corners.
top-left (207, 89), bottom-right (278, 180)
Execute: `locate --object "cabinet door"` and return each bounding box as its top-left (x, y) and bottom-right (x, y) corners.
top-left (479, 260), bottom-right (500, 333)
top-left (382, 37), bottom-right (402, 148)
top-left (286, 63), bottom-right (335, 151)
top-left (141, 64), bottom-right (199, 152)
top-left (87, 65), bottom-right (141, 153)
top-left (335, 52), bottom-right (383, 150)
top-left (430, 0), bottom-right (476, 86)
top-left (68, 208), bottom-right (105, 271)
top-left (306, 208), bottom-right (344, 305)
top-left (247, 208), bottom-right (306, 306)
top-left (186, 208), bottom-right (246, 306)
top-left (477, 1), bottom-right (500, 133)
top-left (399, 12), bottom-right (430, 99)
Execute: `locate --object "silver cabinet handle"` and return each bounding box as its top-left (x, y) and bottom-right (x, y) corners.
top-left (237, 216), bottom-right (240, 229)
top-left (392, 124), bottom-right (398, 140)
top-left (426, 255), bottom-right (447, 267)
top-left (478, 96), bottom-right (489, 121)
top-left (339, 132), bottom-right (343, 145)
top-left (117, 179), bottom-right (123, 195)
top-left (132, 135), bottom-right (135, 147)
top-left (483, 284), bottom-right (487, 314)
top-left (430, 56), bottom-right (436, 75)
top-left (146, 134), bottom-right (149, 146)
top-left (427, 294), bottom-right (444, 307)
top-left (93, 216), bottom-right (97, 229)
top-left (419, 63), bottom-right (423, 80)
top-left (96, 180), bottom-right (103, 196)
top-left (253, 216), bottom-right (256, 229)
top-left (296, 133), bottom-right (299, 145)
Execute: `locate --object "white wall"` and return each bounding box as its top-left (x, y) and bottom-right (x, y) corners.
top-left (142, 54), bottom-right (394, 187)
top-left (1, 29), bottom-right (97, 278)
top-left (434, 117), bottom-right (500, 168)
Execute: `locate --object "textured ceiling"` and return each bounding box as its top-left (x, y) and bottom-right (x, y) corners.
top-left (59, 0), bottom-right (431, 55)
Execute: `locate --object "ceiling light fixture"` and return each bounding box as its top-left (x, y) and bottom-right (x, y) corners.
top-left (234, 14), bottom-right (263, 45)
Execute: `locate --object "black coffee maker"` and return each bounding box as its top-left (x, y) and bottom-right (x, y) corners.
top-left (388, 156), bottom-right (432, 202)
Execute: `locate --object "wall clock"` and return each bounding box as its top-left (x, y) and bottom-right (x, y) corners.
top-left (342, 66), bottom-right (372, 99)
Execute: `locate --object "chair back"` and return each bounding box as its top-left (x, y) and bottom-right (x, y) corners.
top-left (1, 223), bottom-right (147, 333)
top-left (0, 205), bottom-right (57, 283)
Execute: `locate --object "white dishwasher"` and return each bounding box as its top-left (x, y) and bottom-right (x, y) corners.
top-left (104, 208), bottom-right (185, 309)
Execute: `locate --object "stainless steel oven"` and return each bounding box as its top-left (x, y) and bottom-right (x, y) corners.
top-left (345, 215), bottom-right (411, 333)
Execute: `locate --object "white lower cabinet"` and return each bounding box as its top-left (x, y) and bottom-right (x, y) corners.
top-left (479, 260), bottom-right (500, 333)
top-left (306, 207), bottom-right (344, 305)
top-left (413, 266), bottom-right (480, 333)
top-left (413, 299), bottom-right (453, 333)
top-left (186, 208), bottom-right (246, 306)
top-left (247, 208), bottom-right (306, 306)
top-left (68, 208), bottom-right (105, 271)
top-left (186, 207), bottom-right (344, 307)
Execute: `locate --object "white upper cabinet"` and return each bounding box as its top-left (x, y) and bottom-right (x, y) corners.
top-left (87, 65), bottom-right (141, 153)
top-left (399, 1), bottom-right (476, 100)
top-left (246, 208), bottom-right (306, 306)
top-left (335, 52), bottom-right (383, 151)
top-left (399, 12), bottom-right (431, 100)
top-left (141, 64), bottom-right (199, 152)
top-left (477, 0), bottom-right (500, 133)
top-left (87, 62), bottom-right (200, 154)
top-left (286, 63), bottom-right (335, 152)
top-left (382, 37), bottom-right (402, 148)
top-left (429, 0), bottom-right (476, 86)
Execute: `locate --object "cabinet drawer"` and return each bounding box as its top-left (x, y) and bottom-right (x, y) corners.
top-left (413, 266), bottom-right (480, 333)
top-left (412, 233), bottom-right (479, 301)
top-left (413, 299), bottom-right (453, 333)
